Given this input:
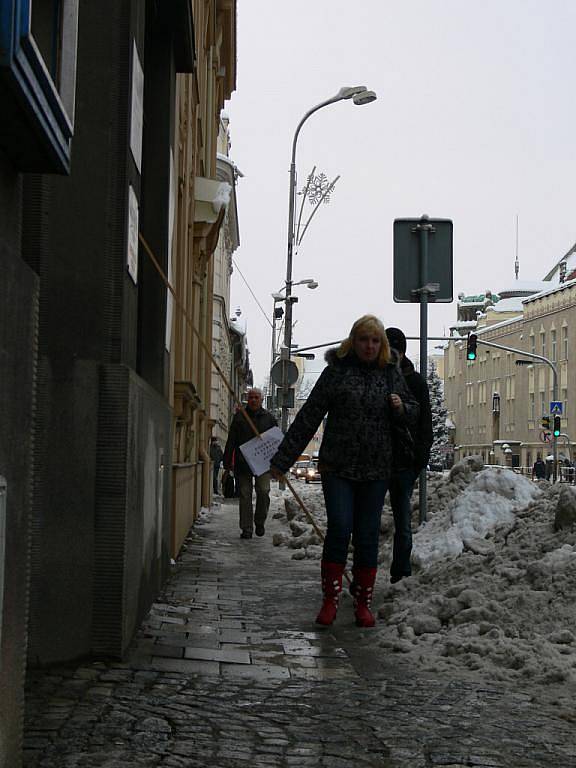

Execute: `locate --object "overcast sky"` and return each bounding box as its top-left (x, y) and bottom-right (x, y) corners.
top-left (225, 0), bottom-right (576, 387)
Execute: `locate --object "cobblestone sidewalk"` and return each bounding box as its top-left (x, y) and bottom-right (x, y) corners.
top-left (24, 498), bottom-right (576, 767)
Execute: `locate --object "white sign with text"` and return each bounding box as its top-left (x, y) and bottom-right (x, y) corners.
top-left (239, 426), bottom-right (284, 477)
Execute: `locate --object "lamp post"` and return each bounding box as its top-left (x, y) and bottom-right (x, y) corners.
top-left (515, 357), bottom-right (559, 481)
top-left (271, 279), bottom-right (318, 366)
top-left (281, 86), bottom-right (377, 433)
top-left (270, 279), bottom-right (318, 415)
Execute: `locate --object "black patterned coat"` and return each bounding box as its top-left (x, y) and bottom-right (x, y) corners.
top-left (270, 349), bottom-right (419, 482)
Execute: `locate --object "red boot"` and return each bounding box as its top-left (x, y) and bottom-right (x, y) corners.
top-left (353, 566), bottom-right (377, 627)
top-left (315, 561), bottom-right (345, 625)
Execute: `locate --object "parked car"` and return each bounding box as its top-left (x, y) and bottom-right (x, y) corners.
top-left (305, 460), bottom-right (321, 483)
top-left (290, 460), bottom-right (311, 479)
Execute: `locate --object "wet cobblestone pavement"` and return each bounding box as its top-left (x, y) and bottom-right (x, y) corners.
top-left (24, 499), bottom-right (576, 767)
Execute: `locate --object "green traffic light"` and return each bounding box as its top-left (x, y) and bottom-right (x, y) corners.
top-left (467, 352), bottom-right (476, 360)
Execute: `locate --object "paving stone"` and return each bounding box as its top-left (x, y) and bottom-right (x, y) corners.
top-left (183, 646), bottom-right (251, 664)
top-left (23, 502), bottom-right (576, 768)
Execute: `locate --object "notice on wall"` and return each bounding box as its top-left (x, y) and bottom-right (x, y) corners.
top-left (239, 426), bottom-right (284, 477)
top-left (127, 185), bottom-right (139, 284)
top-left (130, 40), bottom-right (144, 173)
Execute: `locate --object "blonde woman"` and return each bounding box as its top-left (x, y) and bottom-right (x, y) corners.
top-left (270, 315), bottom-right (419, 627)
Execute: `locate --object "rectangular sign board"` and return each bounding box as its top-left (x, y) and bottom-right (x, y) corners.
top-left (393, 218), bottom-right (453, 303)
top-left (550, 401), bottom-right (563, 415)
top-left (240, 426), bottom-right (284, 477)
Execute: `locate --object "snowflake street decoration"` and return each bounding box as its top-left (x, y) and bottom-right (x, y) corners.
top-left (300, 172), bottom-right (332, 205)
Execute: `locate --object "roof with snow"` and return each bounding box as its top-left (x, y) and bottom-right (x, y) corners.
top-left (497, 280), bottom-right (550, 299)
top-left (543, 241), bottom-right (576, 281)
top-left (486, 296), bottom-right (525, 313)
top-left (522, 277), bottom-right (576, 305)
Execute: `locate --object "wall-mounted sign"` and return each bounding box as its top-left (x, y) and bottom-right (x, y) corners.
top-left (127, 185), bottom-right (139, 284)
top-left (129, 40), bottom-right (144, 173)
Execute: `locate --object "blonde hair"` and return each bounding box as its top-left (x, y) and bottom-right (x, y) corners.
top-left (336, 314), bottom-right (391, 368)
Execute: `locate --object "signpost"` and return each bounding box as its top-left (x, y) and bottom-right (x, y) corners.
top-left (393, 215), bottom-right (454, 522)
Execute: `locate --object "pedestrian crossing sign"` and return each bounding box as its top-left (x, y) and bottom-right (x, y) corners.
top-left (550, 401), bottom-right (563, 415)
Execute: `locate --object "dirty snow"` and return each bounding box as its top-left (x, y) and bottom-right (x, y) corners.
top-left (270, 458), bottom-right (576, 690)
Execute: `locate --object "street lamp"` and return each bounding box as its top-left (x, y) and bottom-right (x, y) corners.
top-left (281, 86), bottom-right (377, 432)
top-left (515, 357), bottom-right (559, 480)
top-left (271, 278), bottom-right (319, 369)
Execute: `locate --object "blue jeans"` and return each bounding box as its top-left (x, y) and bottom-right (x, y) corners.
top-left (321, 474), bottom-right (388, 568)
top-left (389, 468), bottom-right (417, 579)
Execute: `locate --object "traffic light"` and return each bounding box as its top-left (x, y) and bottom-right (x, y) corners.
top-left (466, 333), bottom-right (478, 361)
top-left (541, 415), bottom-right (550, 430)
top-left (553, 415), bottom-right (561, 437)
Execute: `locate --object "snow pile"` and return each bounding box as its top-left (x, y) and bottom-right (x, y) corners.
top-left (374, 461), bottom-right (576, 687)
top-left (412, 464), bottom-right (541, 568)
top-left (270, 483), bottom-right (325, 560)
top-left (274, 457), bottom-right (576, 688)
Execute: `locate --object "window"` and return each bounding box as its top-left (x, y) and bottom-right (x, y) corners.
top-left (540, 332), bottom-right (546, 358)
top-left (562, 326), bottom-right (568, 359)
top-left (530, 333), bottom-right (535, 356)
top-left (0, 0), bottom-right (78, 172)
top-left (540, 392), bottom-right (546, 417)
top-left (551, 330), bottom-right (557, 362)
top-left (529, 392), bottom-right (535, 421)
top-left (562, 388), bottom-right (568, 418)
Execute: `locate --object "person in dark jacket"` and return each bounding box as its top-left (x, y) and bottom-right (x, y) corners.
top-left (532, 455), bottom-right (546, 480)
top-left (223, 388), bottom-right (277, 539)
top-left (209, 437), bottom-right (224, 494)
top-left (270, 315), bottom-right (419, 628)
top-left (385, 327), bottom-right (433, 584)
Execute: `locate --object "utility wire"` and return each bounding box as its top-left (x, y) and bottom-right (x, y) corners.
top-left (232, 257), bottom-right (273, 328)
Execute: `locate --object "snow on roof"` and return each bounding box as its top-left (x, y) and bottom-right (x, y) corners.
top-left (497, 280), bottom-right (550, 297)
top-left (229, 315), bottom-right (247, 335)
top-left (487, 296), bottom-right (525, 313)
top-left (476, 314), bottom-right (523, 335)
top-left (543, 241), bottom-right (576, 281)
top-left (522, 277), bottom-right (576, 305)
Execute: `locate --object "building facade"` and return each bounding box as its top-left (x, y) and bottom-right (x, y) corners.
top-left (0, 2), bottom-right (237, 764)
top-left (0, 2), bottom-right (80, 763)
top-left (167, 1), bottom-right (237, 557)
top-left (444, 273), bottom-right (576, 470)
top-left (210, 116), bottom-right (241, 444)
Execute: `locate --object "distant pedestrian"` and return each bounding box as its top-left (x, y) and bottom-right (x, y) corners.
top-left (385, 327), bottom-right (433, 584)
top-left (210, 437), bottom-right (224, 494)
top-left (223, 389), bottom-right (277, 539)
top-left (270, 315), bottom-right (419, 628)
top-left (532, 455), bottom-right (546, 481)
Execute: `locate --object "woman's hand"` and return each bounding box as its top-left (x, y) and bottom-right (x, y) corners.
top-left (269, 466), bottom-right (285, 481)
top-left (389, 393), bottom-right (404, 414)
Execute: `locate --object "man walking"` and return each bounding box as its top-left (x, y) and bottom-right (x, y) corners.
top-left (385, 328), bottom-right (433, 583)
top-left (209, 437), bottom-right (224, 494)
top-left (223, 388), bottom-right (277, 539)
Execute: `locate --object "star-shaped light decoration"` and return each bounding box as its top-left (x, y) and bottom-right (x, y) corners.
top-left (300, 172), bottom-right (332, 205)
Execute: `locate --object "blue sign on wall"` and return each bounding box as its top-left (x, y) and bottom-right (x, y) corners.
top-left (550, 401), bottom-right (563, 415)
top-left (0, 0), bottom-right (74, 173)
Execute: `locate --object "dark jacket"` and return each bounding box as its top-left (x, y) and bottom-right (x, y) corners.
top-left (210, 441), bottom-right (223, 464)
top-left (270, 349), bottom-right (419, 482)
top-left (396, 355), bottom-right (433, 473)
top-left (223, 407), bottom-right (277, 475)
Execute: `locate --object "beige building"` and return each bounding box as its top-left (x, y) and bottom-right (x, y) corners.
top-left (210, 115), bottom-right (242, 443)
top-left (444, 272), bottom-right (576, 470)
top-left (169, 0), bottom-right (237, 557)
